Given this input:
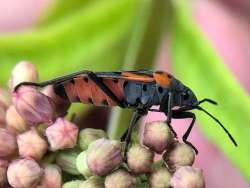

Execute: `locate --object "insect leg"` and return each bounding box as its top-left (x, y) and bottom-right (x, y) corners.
top-left (166, 92), bottom-right (173, 124)
top-left (120, 129), bottom-right (128, 142)
top-left (166, 92), bottom-right (178, 138)
top-left (123, 109), bottom-right (146, 160)
top-left (172, 111), bottom-right (198, 154)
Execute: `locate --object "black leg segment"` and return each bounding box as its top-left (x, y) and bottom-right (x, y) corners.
top-left (123, 109), bottom-right (146, 160)
top-left (172, 111), bottom-right (198, 154)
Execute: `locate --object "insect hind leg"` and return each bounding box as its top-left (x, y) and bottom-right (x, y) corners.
top-left (172, 111), bottom-right (198, 154)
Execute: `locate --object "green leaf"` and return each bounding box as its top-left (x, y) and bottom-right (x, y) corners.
top-left (171, 1), bottom-right (250, 180)
top-left (107, 0), bottom-right (170, 139)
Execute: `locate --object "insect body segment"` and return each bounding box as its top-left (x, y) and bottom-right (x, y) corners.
top-left (14, 70), bottom-right (237, 158)
top-left (59, 76), bottom-right (125, 106)
top-left (53, 71), bottom-right (173, 109)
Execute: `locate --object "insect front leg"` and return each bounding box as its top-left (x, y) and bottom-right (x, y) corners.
top-left (172, 111), bottom-right (198, 154)
top-left (123, 109), bottom-right (146, 161)
top-left (161, 92), bottom-right (177, 138)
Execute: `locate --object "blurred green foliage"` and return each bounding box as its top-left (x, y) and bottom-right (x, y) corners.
top-left (0, 0), bottom-right (138, 83)
top-left (0, 0), bottom-right (249, 181)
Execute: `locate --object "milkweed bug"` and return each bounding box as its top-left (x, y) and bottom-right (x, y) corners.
top-left (14, 70), bottom-right (237, 155)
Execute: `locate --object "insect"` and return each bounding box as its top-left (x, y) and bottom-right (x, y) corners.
top-left (14, 70), bottom-right (237, 155)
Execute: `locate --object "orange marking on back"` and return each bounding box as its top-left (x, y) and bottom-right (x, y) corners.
top-left (121, 72), bottom-right (154, 82)
top-left (153, 72), bottom-right (171, 87)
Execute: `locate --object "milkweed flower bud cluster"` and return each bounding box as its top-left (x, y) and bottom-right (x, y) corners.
top-left (0, 61), bottom-right (205, 187)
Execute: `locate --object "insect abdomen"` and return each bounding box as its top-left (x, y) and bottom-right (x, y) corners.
top-left (57, 76), bottom-right (125, 107)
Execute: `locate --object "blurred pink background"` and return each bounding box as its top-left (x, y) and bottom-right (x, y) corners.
top-left (0, 0), bottom-right (249, 187)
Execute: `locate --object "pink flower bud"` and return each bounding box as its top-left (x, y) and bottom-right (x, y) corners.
top-left (45, 118), bottom-right (79, 151)
top-left (0, 159), bottom-right (8, 186)
top-left (143, 121), bottom-right (174, 154)
top-left (0, 128), bottom-right (17, 157)
top-left (0, 88), bottom-right (11, 110)
top-left (17, 128), bottom-right (48, 160)
top-left (7, 158), bottom-right (43, 188)
top-left (6, 105), bottom-right (27, 133)
top-left (127, 144), bottom-right (154, 174)
top-left (163, 143), bottom-right (195, 170)
top-left (87, 138), bottom-right (123, 176)
top-left (170, 166), bottom-right (205, 188)
top-left (42, 86), bottom-right (70, 117)
top-left (105, 169), bottom-right (137, 188)
top-left (9, 61), bottom-right (39, 91)
top-left (37, 164), bottom-right (62, 188)
top-left (13, 86), bottom-right (56, 125)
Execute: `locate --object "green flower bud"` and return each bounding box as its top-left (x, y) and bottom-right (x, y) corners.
top-left (76, 151), bottom-right (93, 178)
top-left (163, 143), bottom-right (195, 170)
top-left (105, 169), bottom-right (137, 188)
top-left (62, 180), bottom-right (84, 188)
top-left (149, 167), bottom-right (172, 188)
top-left (80, 176), bottom-right (104, 188)
top-left (127, 144), bottom-right (154, 174)
top-left (56, 150), bottom-right (80, 175)
top-left (78, 128), bottom-right (108, 150)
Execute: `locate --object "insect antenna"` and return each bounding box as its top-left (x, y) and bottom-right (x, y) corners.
top-left (195, 106), bottom-right (237, 147)
top-left (198, 98), bottom-right (218, 105)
